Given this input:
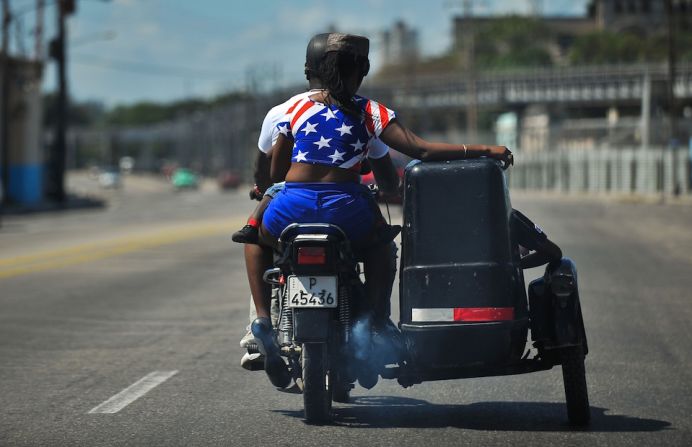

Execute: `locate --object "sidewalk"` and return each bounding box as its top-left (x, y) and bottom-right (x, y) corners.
top-left (0, 194), bottom-right (105, 217)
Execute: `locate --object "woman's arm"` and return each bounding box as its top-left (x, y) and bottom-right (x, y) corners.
top-left (369, 153), bottom-right (400, 197)
top-left (379, 119), bottom-right (512, 165)
top-left (270, 134), bottom-right (295, 183)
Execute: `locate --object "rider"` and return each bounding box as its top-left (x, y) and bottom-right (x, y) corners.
top-left (236, 36), bottom-right (401, 369)
top-left (247, 32), bottom-right (513, 387)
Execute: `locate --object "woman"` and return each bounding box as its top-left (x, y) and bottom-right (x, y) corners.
top-left (247, 33), bottom-right (512, 387)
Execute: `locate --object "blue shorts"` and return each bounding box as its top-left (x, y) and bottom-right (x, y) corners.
top-left (262, 182), bottom-right (375, 243)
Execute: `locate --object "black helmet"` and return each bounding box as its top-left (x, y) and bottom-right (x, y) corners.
top-left (305, 33), bottom-right (370, 79)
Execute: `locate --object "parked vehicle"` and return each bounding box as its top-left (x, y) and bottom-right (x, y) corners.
top-left (98, 166), bottom-right (122, 189)
top-left (217, 170), bottom-right (241, 190)
top-left (171, 168), bottom-right (199, 190)
top-left (255, 159), bottom-right (590, 425)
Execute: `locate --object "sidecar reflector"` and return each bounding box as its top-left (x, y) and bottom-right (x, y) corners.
top-left (453, 307), bottom-right (514, 322)
top-left (297, 246), bottom-right (327, 265)
top-left (412, 307), bottom-right (514, 322)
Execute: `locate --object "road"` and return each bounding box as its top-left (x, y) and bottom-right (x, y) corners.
top-left (1, 173), bottom-right (691, 446)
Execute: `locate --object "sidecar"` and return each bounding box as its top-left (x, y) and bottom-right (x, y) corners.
top-left (396, 158), bottom-right (590, 425)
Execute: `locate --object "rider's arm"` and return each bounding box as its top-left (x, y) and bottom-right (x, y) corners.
top-left (367, 138), bottom-right (399, 197)
top-left (270, 134), bottom-right (294, 183)
top-left (370, 153), bottom-right (400, 197)
top-left (380, 119), bottom-right (512, 164)
top-left (253, 150), bottom-right (272, 194)
top-left (511, 210), bottom-right (562, 269)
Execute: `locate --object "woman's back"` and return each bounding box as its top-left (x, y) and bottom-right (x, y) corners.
top-left (278, 92), bottom-right (394, 184)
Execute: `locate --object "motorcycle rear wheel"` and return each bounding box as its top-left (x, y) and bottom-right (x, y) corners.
top-left (302, 343), bottom-right (332, 423)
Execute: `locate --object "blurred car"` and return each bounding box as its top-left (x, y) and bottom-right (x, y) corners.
top-left (98, 166), bottom-right (122, 189)
top-left (119, 156), bottom-right (135, 173)
top-left (171, 168), bottom-right (199, 190)
top-left (217, 170), bottom-right (241, 190)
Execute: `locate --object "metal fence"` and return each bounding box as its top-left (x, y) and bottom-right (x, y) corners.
top-left (509, 147), bottom-right (692, 196)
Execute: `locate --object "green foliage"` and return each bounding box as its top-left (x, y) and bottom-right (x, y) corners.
top-left (41, 90), bottom-right (252, 130)
top-left (473, 16), bottom-right (554, 69)
top-left (375, 15), bottom-right (555, 78)
top-left (42, 93), bottom-right (106, 128)
top-left (106, 99), bottom-right (207, 125)
top-left (568, 29), bottom-right (692, 64)
top-left (104, 92), bottom-right (250, 126)
top-left (569, 31), bottom-right (649, 64)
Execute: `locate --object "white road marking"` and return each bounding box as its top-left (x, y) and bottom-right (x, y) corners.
top-left (88, 370), bottom-right (178, 414)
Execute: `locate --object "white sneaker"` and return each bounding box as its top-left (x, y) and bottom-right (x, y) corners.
top-left (240, 352), bottom-right (264, 371)
top-left (239, 329), bottom-right (257, 349)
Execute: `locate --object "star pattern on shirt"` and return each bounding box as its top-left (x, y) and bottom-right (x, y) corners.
top-left (302, 121), bottom-right (318, 135)
top-left (277, 95), bottom-right (393, 169)
top-left (321, 108), bottom-right (337, 121)
top-left (328, 150), bottom-right (345, 163)
top-left (294, 150), bottom-right (308, 162)
top-left (350, 139), bottom-right (365, 152)
top-left (335, 123), bottom-right (353, 136)
top-left (314, 136), bottom-right (332, 149)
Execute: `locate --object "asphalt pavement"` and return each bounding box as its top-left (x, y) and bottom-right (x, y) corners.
top-left (0, 173), bottom-right (690, 446)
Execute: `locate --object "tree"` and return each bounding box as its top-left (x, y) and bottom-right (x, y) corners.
top-left (473, 16), bottom-right (554, 69)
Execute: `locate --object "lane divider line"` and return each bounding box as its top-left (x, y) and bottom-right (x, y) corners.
top-left (0, 217), bottom-right (245, 279)
top-left (88, 370), bottom-right (179, 414)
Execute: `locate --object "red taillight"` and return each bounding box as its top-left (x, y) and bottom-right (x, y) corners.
top-left (453, 307), bottom-right (515, 322)
top-left (297, 246), bottom-right (327, 265)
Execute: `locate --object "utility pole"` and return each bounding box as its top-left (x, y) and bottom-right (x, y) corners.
top-left (35, 0), bottom-right (44, 60)
top-left (665, 0), bottom-right (680, 196)
top-left (463, 0), bottom-right (478, 142)
top-left (1, 0), bottom-right (10, 206)
top-left (48, 0), bottom-right (75, 203)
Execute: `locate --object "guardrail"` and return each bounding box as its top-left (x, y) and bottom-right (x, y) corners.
top-left (509, 148), bottom-right (692, 196)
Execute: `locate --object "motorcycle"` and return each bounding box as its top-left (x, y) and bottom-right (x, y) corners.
top-left (261, 221), bottom-right (400, 422)
top-left (254, 158), bottom-right (590, 426)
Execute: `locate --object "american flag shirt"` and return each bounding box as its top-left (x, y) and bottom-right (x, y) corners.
top-left (276, 95), bottom-right (396, 171)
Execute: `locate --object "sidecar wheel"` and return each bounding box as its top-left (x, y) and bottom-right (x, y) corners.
top-left (302, 343), bottom-right (332, 423)
top-left (560, 344), bottom-right (590, 426)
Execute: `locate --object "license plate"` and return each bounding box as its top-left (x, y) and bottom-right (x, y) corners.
top-left (287, 275), bottom-right (338, 308)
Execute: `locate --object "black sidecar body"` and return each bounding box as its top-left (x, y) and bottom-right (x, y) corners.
top-left (397, 158), bottom-right (589, 425)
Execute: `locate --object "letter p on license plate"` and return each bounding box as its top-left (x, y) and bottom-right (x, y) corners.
top-left (287, 275), bottom-right (338, 308)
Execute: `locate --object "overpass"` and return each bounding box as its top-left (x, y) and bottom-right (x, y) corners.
top-left (365, 63), bottom-right (692, 109)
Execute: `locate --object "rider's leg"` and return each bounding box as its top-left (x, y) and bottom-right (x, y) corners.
top-left (238, 183), bottom-right (287, 356)
top-left (233, 183), bottom-right (285, 244)
top-left (363, 241), bottom-right (397, 320)
top-left (232, 196), bottom-right (271, 243)
top-left (244, 231), bottom-right (290, 387)
top-left (239, 295), bottom-right (257, 348)
top-left (363, 240), bottom-right (404, 362)
top-left (244, 243), bottom-right (273, 318)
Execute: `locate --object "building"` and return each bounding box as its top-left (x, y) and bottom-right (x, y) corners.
top-left (381, 21), bottom-right (419, 67)
top-left (589, 0), bottom-right (692, 33)
top-left (452, 0), bottom-right (692, 63)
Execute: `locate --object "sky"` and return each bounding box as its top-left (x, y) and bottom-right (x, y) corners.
top-left (16, 0), bottom-right (590, 106)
